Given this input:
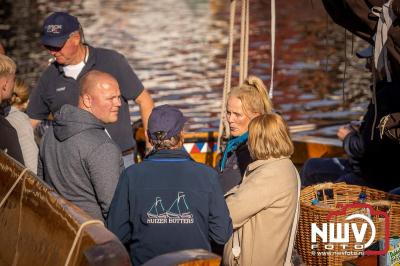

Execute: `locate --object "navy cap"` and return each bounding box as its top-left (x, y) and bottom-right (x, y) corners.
top-left (147, 105), bottom-right (188, 140)
top-left (41, 12), bottom-right (80, 47)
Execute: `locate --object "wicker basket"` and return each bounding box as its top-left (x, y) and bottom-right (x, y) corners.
top-left (296, 182), bottom-right (400, 266)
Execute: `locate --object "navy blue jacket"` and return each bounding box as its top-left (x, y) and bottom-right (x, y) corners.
top-left (107, 149), bottom-right (232, 265)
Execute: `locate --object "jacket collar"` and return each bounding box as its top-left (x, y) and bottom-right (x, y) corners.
top-left (54, 45), bottom-right (95, 75)
top-left (145, 148), bottom-right (192, 160)
top-left (247, 156), bottom-right (288, 172)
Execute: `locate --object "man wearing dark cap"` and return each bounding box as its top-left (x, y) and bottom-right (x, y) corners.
top-left (107, 104), bottom-right (232, 265)
top-left (27, 12), bottom-right (154, 167)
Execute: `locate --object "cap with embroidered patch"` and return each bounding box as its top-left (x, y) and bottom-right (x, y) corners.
top-left (41, 12), bottom-right (80, 48)
top-left (147, 105), bottom-right (188, 141)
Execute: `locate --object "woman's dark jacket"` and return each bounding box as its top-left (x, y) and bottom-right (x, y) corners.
top-left (218, 142), bottom-right (253, 194)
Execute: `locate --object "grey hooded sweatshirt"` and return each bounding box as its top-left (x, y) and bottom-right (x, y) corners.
top-left (38, 104), bottom-right (124, 221)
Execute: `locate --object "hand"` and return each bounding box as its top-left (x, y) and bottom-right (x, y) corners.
top-left (337, 126), bottom-right (352, 141)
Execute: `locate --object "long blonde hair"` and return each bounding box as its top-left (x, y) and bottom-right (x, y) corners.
top-left (248, 113), bottom-right (294, 160)
top-left (228, 75), bottom-right (273, 117)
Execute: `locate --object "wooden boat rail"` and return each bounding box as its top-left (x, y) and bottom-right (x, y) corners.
top-left (0, 151), bottom-right (131, 266)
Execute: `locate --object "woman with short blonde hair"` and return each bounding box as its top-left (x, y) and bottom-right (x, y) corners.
top-left (218, 76), bottom-right (273, 193)
top-left (223, 113), bottom-right (300, 266)
top-left (248, 113), bottom-right (294, 160)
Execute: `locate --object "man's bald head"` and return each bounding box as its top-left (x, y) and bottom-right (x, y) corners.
top-left (78, 70), bottom-right (121, 124)
top-left (79, 70), bottom-right (118, 96)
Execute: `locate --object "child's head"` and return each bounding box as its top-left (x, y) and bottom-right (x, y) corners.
top-left (10, 78), bottom-right (30, 111)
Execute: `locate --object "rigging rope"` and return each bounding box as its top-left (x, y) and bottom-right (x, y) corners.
top-left (342, 29), bottom-right (347, 105)
top-left (218, 0), bottom-right (275, 150)
top-left (217, 0), bottom-right (236, 153)
top-left (269, 0), bottom-right (276, 98)
top-left (10, 168), bottom-right (28, 266)
top-left (239, 0), bottom-right (249, 84)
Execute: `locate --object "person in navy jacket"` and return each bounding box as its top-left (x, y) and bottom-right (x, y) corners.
top-left (107, 104), bottom-right (232, 265)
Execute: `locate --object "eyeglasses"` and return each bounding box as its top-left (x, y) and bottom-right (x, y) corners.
top-left (44, 44), bottom-right (63, 52)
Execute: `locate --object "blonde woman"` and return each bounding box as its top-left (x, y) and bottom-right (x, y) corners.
top-left (223, 114), bottom-right (300, 266)
top-left (5, 79), bottom-right (38, 173)
top-left (218, 76), bottom-right (273, 193)
top-left (0, 54), bottom-right (24, 164)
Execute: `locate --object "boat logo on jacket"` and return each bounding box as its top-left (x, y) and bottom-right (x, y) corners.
top-left (146, 192), bottom-right (194, 224)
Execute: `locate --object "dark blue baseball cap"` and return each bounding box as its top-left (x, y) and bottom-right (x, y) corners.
top-left (41, 12), bottom-right (80, 48)
top-left (147, 105), bottom-right (188, 140)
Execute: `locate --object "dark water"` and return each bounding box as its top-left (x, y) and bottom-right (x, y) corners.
top-left (0, 0), bottom-right (372, 137)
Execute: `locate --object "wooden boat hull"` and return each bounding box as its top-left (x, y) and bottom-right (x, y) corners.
top-left (0, 152), bottom-right (131, 266)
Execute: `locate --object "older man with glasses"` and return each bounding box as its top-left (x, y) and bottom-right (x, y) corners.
top-left (27, 12), bottom-right (154, 168)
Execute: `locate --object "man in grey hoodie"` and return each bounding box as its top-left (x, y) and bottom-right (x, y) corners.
top-left (38, 70), bottom-right (124, 222)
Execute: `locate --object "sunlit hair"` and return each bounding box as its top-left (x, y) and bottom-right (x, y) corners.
top-left (0, 54), bottom-right (16, 77)
top-left (10, 78), bottom-right (31, 110)
top-left (228, 75), bottom-right (273, 117)
top-left (248, 113), bottom-right (294, 160)
top-left (150, 132), bottom-right (184, 150)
